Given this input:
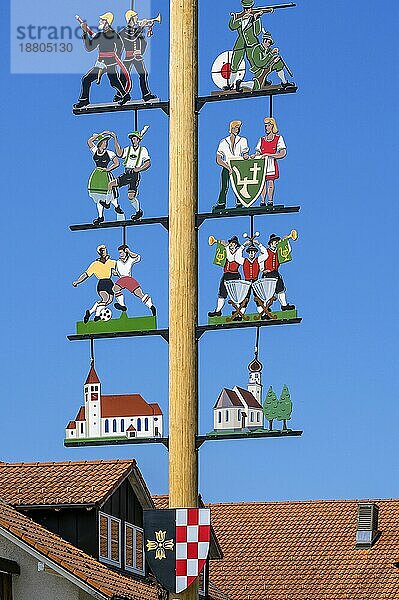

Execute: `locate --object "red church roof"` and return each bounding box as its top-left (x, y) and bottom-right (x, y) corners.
top-left (75, 406), bottom-right (86, 421)
top-left (85, 361), bottom-right (100, 385)
top-left (66, 421), bottom-right (76, 430)
top-left (101, 394), bottom-right (163, 418)
top-left (127, 425), bottom-right (136, 431)
top-left (235, 387), bottom-right (263, 409)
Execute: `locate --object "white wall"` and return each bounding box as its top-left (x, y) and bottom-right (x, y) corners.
top-left (0, 535), bottom-right (93, 600)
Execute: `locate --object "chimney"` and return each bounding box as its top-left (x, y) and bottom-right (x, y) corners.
top-left (356, 503), bottom-right (380, 548)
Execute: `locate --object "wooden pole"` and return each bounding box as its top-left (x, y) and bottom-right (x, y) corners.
top-left (168, 0), bottom-right (198, 598)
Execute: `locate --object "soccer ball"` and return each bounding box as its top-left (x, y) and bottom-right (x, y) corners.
top-left (99, 308), bottom-right (112, 321)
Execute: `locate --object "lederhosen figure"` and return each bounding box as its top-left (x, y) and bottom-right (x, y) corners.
top-left (87, 133), bottom-right (124, 225)
top-left (262, 234), bottom-right (295, 311)
top-left (109, 128), bottom-right (151, 221)
top-left (74, 12), bottom-right (131, 109)
top-left (208, 236), bottom-right (244, 317)
top-left (116, 10), bottom-right (157, 103)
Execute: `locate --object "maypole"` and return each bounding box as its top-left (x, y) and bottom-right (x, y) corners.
top-left (168, 0), bottom-right (199, 596)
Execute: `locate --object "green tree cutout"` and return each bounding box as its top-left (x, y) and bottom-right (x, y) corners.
top-left (277, 385), bottom-right (293, 431)
top-left (263, 386), bottom-right (279, 431)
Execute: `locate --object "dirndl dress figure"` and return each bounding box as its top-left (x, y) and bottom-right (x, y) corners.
top-left (88, 143), bottom-right (124, 225)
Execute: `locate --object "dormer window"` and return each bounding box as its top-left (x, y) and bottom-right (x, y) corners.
top-left (125, 523), bottom-right (145, 575)
top-left (99, 512), bottom-right (121, 567)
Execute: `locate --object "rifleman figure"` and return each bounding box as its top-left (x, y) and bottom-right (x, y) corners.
top-left (108, 128), bottom-right (151, 221)
top-left (214, 121), bottom-right (249, 211)
top-left (263, 234), bottom-right (295, 311)
top-left (116, 10), bottom-right (157, 103)
top-left (208, 236), bottom-right (244, 317)
top-left (251, 30), bottom-right (295, 90)
top-left (254, 117), bottom-right (287, 206)
top-left (87, 132), bottom-right (124, 225)
top-left (74, 12), bottom-right (131, 109)
top-left (229, 0), bottom-right (273, 85)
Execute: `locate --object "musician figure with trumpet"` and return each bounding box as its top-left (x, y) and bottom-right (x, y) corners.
top-left (264, 232), bottom-right (296, 312)
top-left (208, 235), bottom-right (245, 318)
top-left (116, 10), bottom-right (160, 103)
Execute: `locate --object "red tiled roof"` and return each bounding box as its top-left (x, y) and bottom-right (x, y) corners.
top-left (127, 425), bottom-right (136, 431)
top-left (214, 389), bottom-right (243, 410)
top-left (152, 495), bottom-right (168, 509)
top-left (0, 499), bottom-right (158, 600)
top-left (66, 421), bottom-right (76, 430)
top-left (208, 499), bottom-right (399, 600)
top-left (0, 460), bottom-right (142, 507)
top-left (149, 403), bottom-right (163, 416)
top-left (85, 361), bottom-right (100, 385)
top-left (235, 387), bottom-right (263, 409)
top-left (101, 394), bottom-right (162, 418)
top-left (75, 406), bottom-right (85, 421)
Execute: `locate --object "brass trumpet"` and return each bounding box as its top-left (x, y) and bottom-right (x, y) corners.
top-left (139, 13), bottom-right (161, 36)
top-left (283, 229), bottom-right (298, 241)
top-left (208, 235), bottom-right (218, 246)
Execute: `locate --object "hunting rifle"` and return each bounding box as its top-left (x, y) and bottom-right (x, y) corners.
top-left (231, 3), bottom-right (296, 18)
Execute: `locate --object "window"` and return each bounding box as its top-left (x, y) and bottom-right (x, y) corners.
top-left (144, 418), bottom-right (149, 431)
top-left (113, 419), bottom-right (117, 433)
top-left (99, 512), bottom-right (121, 567)
top-left (125, 523), bottom-right (145, 575)
top-left (198, 562), bottom-right (207, 597)
top-left (137, 418), bottom-right (142, 431)
top-left (250, 412), bottom-right (254, 422)
top-left (0, 573), bottom-right (12, 600)
top-left (218, 411), bottom-right (221, 424)
top-left (238, 409), bottom-right (241, 421)
top-left (121, 419), bottom-right (125, 432)
top-left (80, 423), bottom-right (84, 434)
top-left (105, 419), bottom-right (109, 433)
top-left (257, 412), bottom-right (260, 422)
top-left (225, 410), bottom-right (229, 422)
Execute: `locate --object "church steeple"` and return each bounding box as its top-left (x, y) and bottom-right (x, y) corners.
top-left (84, 359), bottom-right (101, 438)
top-left (247, 329), bottom-right (263, 404)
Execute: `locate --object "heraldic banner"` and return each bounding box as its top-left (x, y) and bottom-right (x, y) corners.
top-left (277, 238), bottom-right (293, 263)
top-left (144, 508), bottom-right (211, 593)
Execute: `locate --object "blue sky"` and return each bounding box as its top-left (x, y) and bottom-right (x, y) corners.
top-left (1, 0), bottom-right (399, 504)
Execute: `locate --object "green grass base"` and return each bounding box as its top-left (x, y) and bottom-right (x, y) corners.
top-left (206, 428), bottom-right (293, 437)
top-left (76, 312), bottom-right (157, 335)
top-left (208, 309), bottom-right (297, 325)
top-left (65, 435), bottom-right (127, 445)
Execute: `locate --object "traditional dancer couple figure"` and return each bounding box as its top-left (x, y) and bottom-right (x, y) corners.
top-left (208, 234), bottom-right (295, 319)
top-left (87, 128), bottom-right (150, 225)
top-left (72, 244), bottom-right (156, 323)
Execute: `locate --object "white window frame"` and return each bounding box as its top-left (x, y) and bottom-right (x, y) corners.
top-left (124, 522), bottom-right (145, 575)
top-left (98, 511), bottom-right (121, 567)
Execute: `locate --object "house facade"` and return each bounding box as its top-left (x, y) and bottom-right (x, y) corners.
top-left (65, 362), bottom-right (163, 442)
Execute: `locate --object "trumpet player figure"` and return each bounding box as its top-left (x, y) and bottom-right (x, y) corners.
top-left (263, 233), bottom-right (295, 312)
top-left (74, 13), bottom-right (131, 109)
top-left (116, 10), bottom-right (158, 103)
top-left (253, 116), bottom-right (287, 206)
top-left (208, 236), bottom-right (245, 318)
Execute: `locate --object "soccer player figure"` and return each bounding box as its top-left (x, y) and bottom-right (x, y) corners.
top-left (253, 117), bottom-right (287, 207)
top-left (213, 121), bottom-right (249, 212)
top-left (74, 12), bottom-right (130, 109)
top-left (208, 236), bottom-right (245, 318)
top-left (262, 234), bottom-right (295, 312)
top-left (251, 30), bottom-right (295, 91)
top-left (87, 132), bottom-right (124, 225)
top-left (242, 239), bottom-right (268, 315)
top-left (108, 128), bottom-right (151, 221)
top-left (72, 245), bottom-right (117, 323)
top-left (113, 245), bottom-right (156, 316)
top-left (116, 10), bottom-right (157, 103)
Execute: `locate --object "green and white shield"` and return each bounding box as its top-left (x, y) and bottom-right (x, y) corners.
top-left (229, 157), bottom-right (267, 208)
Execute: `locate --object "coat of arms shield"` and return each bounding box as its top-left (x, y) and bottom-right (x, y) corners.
top-left (144, 508), bottom-right (211, 593)
top-left (229, 156), bottom-right (267, 208)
